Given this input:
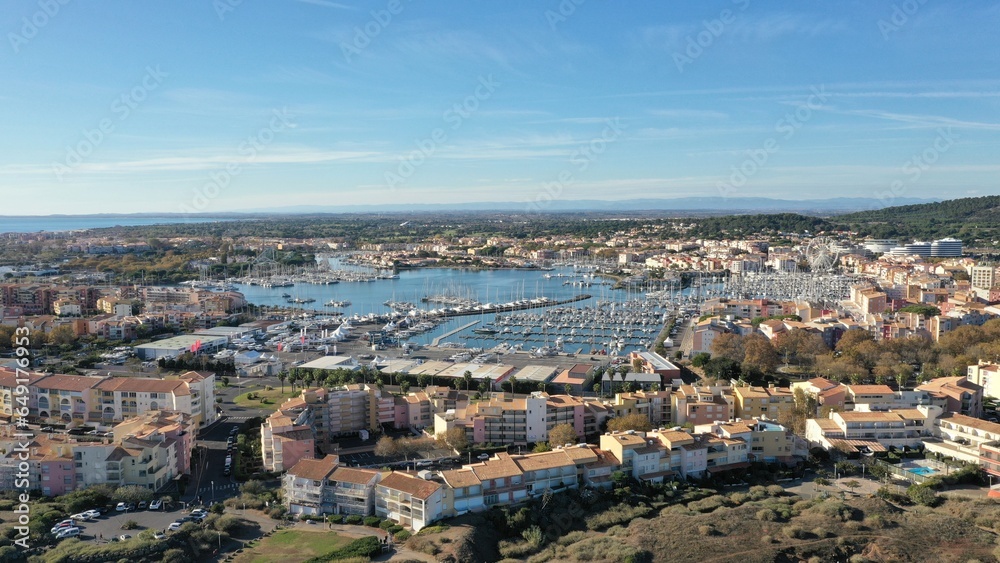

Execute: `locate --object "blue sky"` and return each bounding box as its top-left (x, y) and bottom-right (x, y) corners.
top-left (1, 0), bottom-right (998, 215)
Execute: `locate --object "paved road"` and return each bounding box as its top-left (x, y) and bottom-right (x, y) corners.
top-left (188, 419), bottom-right (245, 504)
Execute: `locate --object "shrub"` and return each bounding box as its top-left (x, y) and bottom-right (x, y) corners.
top-left (556, 531), bottom-right (588, 546)
top-left (782, 526), bottom-right (805, 540)
top-left (406, 535), bottom-right (439, 555)
top-left (585, 503), bottom-right (652, 530)
top-left (688, 495), bottom-right (727, 513)
top-left (749, 485), bottom-right (769, 500)
top-left (388, 524), bottom-right (403, 534)
top-left (379, 519), bottom-right (395, 530)
top-left (121, 519), bottom-right (139, 530)
top-left (328, 514), bottom-right (343, 524)
top-left (698, 525), bottom-right (715, 536)
top-left (812, 527), bottom-right (832, 538)
top-left (756, 508), bottom-right (778, 522)
top-left (761, 535), bottom-right (773, 544)
top-left (766, 484), bottom-right (785, 496)
top-left (907, 484), bottom-right (939, 507)
top-left (499, 539), bottom-right (539, 559)
top-left (345, 514), bottom-right (363, 525)
top-left (363, 516), bottom-right (382, 527)
top-left (266, 505), bottom-right (286, 519)
top-left (728, 492), bottom-right (749, 505)
top-left (393, 530), bottom-right (411, 542)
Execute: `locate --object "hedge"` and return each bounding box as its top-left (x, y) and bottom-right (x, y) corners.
top-left (303, 536), bottom-right (382, 562)
top-left (363, 516), bottom-right (382, 527)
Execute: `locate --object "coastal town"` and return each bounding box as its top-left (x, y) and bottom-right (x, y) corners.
top-left (1, 204), bottom-right (1000, 561)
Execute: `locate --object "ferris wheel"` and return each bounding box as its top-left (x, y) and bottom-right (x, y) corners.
top-left (804, 237), bottom-right (841, 272)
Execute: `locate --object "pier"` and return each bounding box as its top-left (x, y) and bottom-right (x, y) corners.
top-left (428, 294), bottom-right (593, 318)
top-left (432, 321), bottom-right (480, 346)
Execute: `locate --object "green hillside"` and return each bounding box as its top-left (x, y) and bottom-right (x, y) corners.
top-left (834, 195), bottom-right (1000, 245)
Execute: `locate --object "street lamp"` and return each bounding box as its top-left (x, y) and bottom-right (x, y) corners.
top-left (211, 480), bottom-right (215, 505)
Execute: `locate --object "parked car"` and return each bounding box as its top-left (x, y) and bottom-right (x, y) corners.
top-left (50, 520), bottom-right (75, 534)
top-left (70, 512), bottom-right (91, 521)
top-left (137, 501), bottom-right (148, 510)
top-left (54, 527), bottom-right (81, 540)
top-left (153, 532), bottom-right (166, 540)
top-left (477, 453), bottom-right (490, 461)
top-left (223, 468), bottom-right (231, 476)
top-left (82, 509), bottom-right (101, 519)
top-left (119, 534), bottom-right (132, 541)
top-left (149, 499), bottom-right (162, 510)
top-left (167, 522), bottom-right (183, 531)
top-left (115, 502), bottom-right (127, 512)
top-left (125, 502), bottom-right (136, 511)
top-left (40, 426), bottom-right (54, 433)
top-left (190, 508), bottom-right (207, 517)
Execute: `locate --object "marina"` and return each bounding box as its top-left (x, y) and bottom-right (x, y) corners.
top-left (215, 256), bottom-right (862, 358)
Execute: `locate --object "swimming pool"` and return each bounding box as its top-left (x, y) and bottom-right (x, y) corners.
top-left (907, 466), bottom-right (939, 476)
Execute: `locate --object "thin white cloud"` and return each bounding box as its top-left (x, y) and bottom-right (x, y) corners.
top-left (293, 0), bottom-right (353, 9)
top-left (649, 109), bottom-right (729, 120)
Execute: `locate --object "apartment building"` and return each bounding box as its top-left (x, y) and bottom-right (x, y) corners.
top-left (375, 472), bottom-right (445, 532)
top-left (283, 455), bottom-right (341, 516)
top-left (733, 385), bottom-right (795, 421)
top-left (95, 371), bottom-right (216, 427)
top-left (0, 368), bottom-right (215, 428)
top-left (329, 466), bottom-right (381, 516)
top-left (261, 405), bottom-right (316, 473)
top-left (671, 385), bottom-right (732, 426)
top-left (610, 391), bottom-right (672, 428)
top-left (112, 410), bottom-right (196, 476)
top-left (967, 362), bottom-right (1000, 400)
top-left (0, 432), bottom-right (76, 497)
top-left (916, 376), bottom-right (984, 418)
top-left (805, 405), bottom-right (941, 454)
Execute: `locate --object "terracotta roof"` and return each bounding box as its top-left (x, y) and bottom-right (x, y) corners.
top-left (836, 411), bottom-right (903, 422)
top-left (96, 377), bottom-right (190, 395)
top-left (513, 450), bottom-right (574, 472)
top-left (847, 385), bottom-right (895, 395)
top-left (562, 445), bottom-right (599, 464)
top-left (440, 468), bottom-right (481, 489)
top-left (288, 455), bottom-right (339, 481)
top-left (34, 374), bottom-right (104, 392)
top-left (0, 368), bottom-right (47, 388)
top-left (378, 472), bottom-right (442, 500)
top-left (470, 453), bottom-right (523, 481)
top-left (330, 466), bottom-right (378, 486)
top-left (939, 413), bottom-right (1000, 435)
top-left (813, 418), bottom-right (842, 431)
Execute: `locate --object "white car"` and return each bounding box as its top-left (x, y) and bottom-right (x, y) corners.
top-left (190, 508), bottom-right (207, 517)
top-left (167, 522), bottom-right (183, 532)
top-left (70, 512), bottom-right (90, 521)
top-left (149, 499), bottom-right (162, 510)
top-left (115, 502), bottom-right (127, 511)
top-left (83, 509), bottom-right (101, 519)
top-left (119, 534), bottom-right (132, 541)
top-left (54, 527), bottom-right (81, 539)
top-left (153, 532), bottom-right (166, 540)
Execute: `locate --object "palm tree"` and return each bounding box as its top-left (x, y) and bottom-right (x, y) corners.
top-left (508, 376), bottom-right (518, 394)
top-left (463, 370), bottom-right (473, 392)
top-left (278, 371), bottom-right (287, 393)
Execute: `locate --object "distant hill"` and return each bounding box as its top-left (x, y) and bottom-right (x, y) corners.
top-left (834, 195), bottom-right (1000, 244)
top-left (247, 196), bottom-right (936, 215)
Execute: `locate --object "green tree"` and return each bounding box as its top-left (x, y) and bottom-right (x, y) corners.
top-left (548, 424), bottom-right (578, 448)
top-left (278, 371), bottom-right (287, 393)
top-left (607, 413), bottom-right (653, 433)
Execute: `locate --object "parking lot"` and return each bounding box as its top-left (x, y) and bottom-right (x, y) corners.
top-left (54, 505), bottom-right (192, 543)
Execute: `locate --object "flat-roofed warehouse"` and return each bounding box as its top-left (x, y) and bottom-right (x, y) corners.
top-left (134, 334), bottom-right (228, 360)
top-left (511, 364), bottom-right (560, 383)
